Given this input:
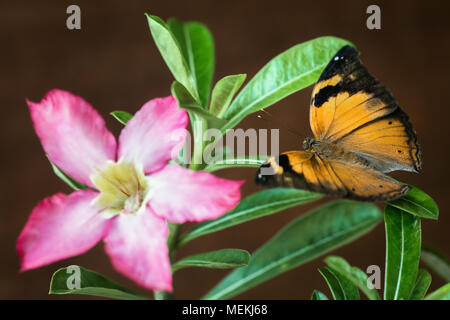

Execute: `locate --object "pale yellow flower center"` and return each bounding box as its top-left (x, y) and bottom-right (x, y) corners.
top-left (92, 161), bottom-right (148, 216)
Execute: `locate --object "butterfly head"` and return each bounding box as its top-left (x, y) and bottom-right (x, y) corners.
top-left (302, 137), bottom-right (318, 151)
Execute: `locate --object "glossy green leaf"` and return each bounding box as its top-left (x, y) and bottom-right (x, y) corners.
top-left (166, 18), bottom-right (190, 72)
top-left (49, 266), bottom-right (148, 300)
top-left (220, 37), bottom-right (354, 132)
top-left (388, 184), bottom-right (438, 220)
top-left (171, 81), bottom-right (226, 129)
top-left (311, 290), bottom-right (329, 300)
top-left (146, 14), bottom-right (196, 99)
top-left (384, 206), bottom-right (421, 300)
top-left (421, 245), bottom-right (450, 282)
top-left (210, 74), bottom-right (247, 118)
top-left (167, 18), bottom-right (214, 107)
top-left (203, 200), bottom-right (382, 300)
top-left (318, 266), bottom-right (360, 300)
top-left (110, 111), bottom-right (133, 125)
top-left (49, 159), bottom-right (89, 190)
top-left (409, 269), bottom-right (432, 300)
top-left (204, 156), bottom-right (265, 172)
top-left (324, 256), bottom-right (381, 300)
top-left (172, 249), bottom-right (250, 272)
top-left (425, 283), bottom-right (450, 300)
top-left (179, 188), bottom-right (323, 246)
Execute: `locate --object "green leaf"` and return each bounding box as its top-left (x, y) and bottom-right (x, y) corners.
top-left (146, 14), bottom-right (196, 99)
top-left (204, 156), bottom-right (265, 172)
top-left (49, 266), bottom-right (148, 300)
top-left (425, 283), bottom-right (450, 300)
top-left (209, 74), bottom-right (247, 118)
top-left (170, 79), bottom-right (205, 168)
top-left (203, 200), bottom-right (382, 300)
top-left (167, 18), bottom-right (215, 107)
top-left (311, 290), bottom-right (329, 300)
top-left (384, 206), bottom-right (421, 300)
top-left (421, 245), bottom-right (450, 282)
top-left (170, 80), bottom-right (201, 108)
top-left (172, 249), bottom-right (250, 272)
top-left (409, 269), bottom-right (432, 300)
top-left (171, 81), bottom-right (226, 128)
top-left (179, 188), bottom-right (323, 246)
top-left (110, 111), bottom-right (133, 125)
top-left (324, 256), bottom-right (381, 300)
top-left (49, 159), bottom-right (89, 190)
top-left (220, 36), bottom-right (354, 133)
top-left (388, 184), bottom-right (438, 220)
top-left (154, 291), bottom-right (174, 300)
top-left (318, 266), bottom-right (360, 300)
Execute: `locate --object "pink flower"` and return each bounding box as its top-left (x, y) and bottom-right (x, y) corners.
top-left (18, 89), bottom-right (244, 291)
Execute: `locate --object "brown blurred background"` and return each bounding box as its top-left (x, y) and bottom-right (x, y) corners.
top-left (1, 0), bottom-right (449, 299)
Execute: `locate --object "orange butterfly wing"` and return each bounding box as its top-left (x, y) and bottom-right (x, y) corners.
top-left (255, 151), bottom-right (408, 201)
top-left (336, 108), bottom-right (421, 173)
top-left (309, 46), bottom-right (421, 173)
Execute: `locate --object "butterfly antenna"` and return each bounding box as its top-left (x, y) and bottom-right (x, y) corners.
top-left (257, 109), bottom-right (304, 138)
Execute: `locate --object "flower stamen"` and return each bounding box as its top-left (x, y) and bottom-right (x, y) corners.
top-left (91, 161), bottom-right (148, 216)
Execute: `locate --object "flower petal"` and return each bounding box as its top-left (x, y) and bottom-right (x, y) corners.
top-left (17, 190), bottom-right (110, 271)
top-left (148, 164), bottom-right (244, 223)
top-left (118, 96), bottom-right (188, 174)
top-left (28, 89), bottom-right (116, 188)
top-left (103, 209), bottom-right (172, 291)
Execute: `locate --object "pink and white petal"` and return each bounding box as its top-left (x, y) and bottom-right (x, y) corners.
top-left (148, 164), bottom-right (245, 223)
top-left (118, 96), bottom-right (188, 174)
top-left (28, 89), bottom-right (116, 188)
top-left (17, 190), bottom-right (110, 271)
top-left (103, 208), bottom-right (172, 291)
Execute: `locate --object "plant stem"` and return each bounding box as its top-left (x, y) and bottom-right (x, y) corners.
top-left (154, 223), bottom-right (181, 300)
top-left (168, 222), bottom-right (181, 261)
top-left (155, 115), bottom-right (206, 300)
top-left (189, 115), bottom-right (207, 171)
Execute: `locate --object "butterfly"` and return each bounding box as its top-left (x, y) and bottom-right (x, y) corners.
top-left (255, 45), bottom-right (422, 201)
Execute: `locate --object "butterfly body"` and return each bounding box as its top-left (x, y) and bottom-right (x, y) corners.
top-left (255, 45), bottom-right (421, 202)
top-left (303, 138), bottom-right (370, 167)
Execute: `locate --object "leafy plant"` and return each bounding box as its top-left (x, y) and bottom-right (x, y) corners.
top-left (313, 194), bottom-right (448, 300)
top-left (316, 250), bottom-right (449, 300)
top-left (203, 201), bottom-right (382, 300)
top-left (50, 266), bottom-right (148, 300)
top-left (43, 14), bottom-right (444, 300)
